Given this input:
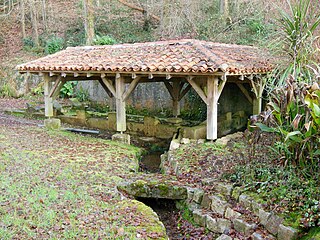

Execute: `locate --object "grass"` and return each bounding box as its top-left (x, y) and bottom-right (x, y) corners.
top-left (0, 123), bottom-right (167, 239)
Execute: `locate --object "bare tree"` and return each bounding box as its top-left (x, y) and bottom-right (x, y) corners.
top-left (83, 0), bottom-right (95, 45)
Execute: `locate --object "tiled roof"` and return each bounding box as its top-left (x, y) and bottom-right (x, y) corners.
top-left (16, 39), bottom-right (274, 75)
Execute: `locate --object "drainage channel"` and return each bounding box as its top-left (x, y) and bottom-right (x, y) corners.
top-left (65, 129), bottom-right (215, 239)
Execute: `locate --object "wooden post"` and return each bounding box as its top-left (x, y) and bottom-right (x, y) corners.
top-left (250, 77), bottom-right (265, 115)
top-left (207, 77), bottom-right (219, 140)
top-left (44, 74), bottom-right (53, 118)
top-left (172, 81), bottom-right (180, 117)
top-left (115, 74), bottom-right (126, 132)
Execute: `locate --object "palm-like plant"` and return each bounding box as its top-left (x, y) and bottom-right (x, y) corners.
top-left (270, 0), bottom-right (320, 88)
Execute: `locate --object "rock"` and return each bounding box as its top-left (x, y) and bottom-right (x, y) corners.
top-left (112, 133), bottom-right (131, 145)
top-left (53, 100), bottom-right (63, 111)
top-left (252, 232), bottom-right (275, 240)
top-left (233, 219), bottom-right (256, 236)
top-left (169, 140), bottom-right (180, 151)
top-left (210, 195), bottom-right (229, 215)
top-left (197, 139), bottom-right (206, 144)
top-left (201, 194), bottom-right (212, 209)
top-left (186, 187), bottom-right (196, 201)
top-left (192, 188), bottom-right (204, 204)
top-left (192, 209), bottom-right (206, 227)
top-left (44, 118), bottom-right (61, 130)
top-left (216, 234), bottom-right (232, 240)
top-left (258, 209), bottom-right (271, 226)
top-left (239, 194), bottom-right (252, 210)
top-left (216, 132), bottom-right (243, 146)
top-left (251, 200), bottom-right (262, 215)
top-left (225, 207), bottom-right (241, 219)
top-left (180, 138), bottom-right (190, 144)
top-left (277, 224), bottom-right (298, 240)
top-left (231, 187), bottom-right (242, 200)
top-left (186, 202), bottom-right (200, 211)
top-left (265, 213), bottom-right (283, 235)
top-left (206, 215), bottom-right (231, 234)
top-left (201, 178), bottom-right (216, 186)
top-left (215, 182), bottom-right (233, 197)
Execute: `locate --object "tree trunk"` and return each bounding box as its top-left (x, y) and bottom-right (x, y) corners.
top-left (20, 0), bottom-right (26, 39)
top-left (30, 0), bottom-right (39, 47)
top-left (83, 0), bottom-right (95, 45)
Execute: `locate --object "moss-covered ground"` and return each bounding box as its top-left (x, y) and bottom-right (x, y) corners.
top-left (0, 113), bottom-right (168, 239)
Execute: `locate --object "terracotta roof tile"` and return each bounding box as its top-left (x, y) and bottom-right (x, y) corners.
top-left (16, 39), bottom-right (275, 75)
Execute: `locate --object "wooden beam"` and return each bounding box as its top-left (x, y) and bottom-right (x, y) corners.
top-left (115, 75), bottom-right (126, 132)
top-left (49, 76), bottom-right (62, 98)
top-left (172, 81), bottom-right (181, 117)
top-left (122, 76), bottom-right (141, 101)
top-left (164, 82), bottom-right (174, 99)
top-left (44, 74), bottom-right (53, 118)
top-left (217, 74), bottom-right (227, 99)
top-left (207, 76), bottom-right (219, 140)
top-left (101, 76), bottom-right (116, 97)
top-left (250, 77), bottom-right (266, 115)
top-left (236, 83), bottom-right (253, 104)
top-left (186, 76), bottom-right (208, 104)
top-left (98, 79), bottom-right (113, 98)
top-left (52, 79), bottom-right (66, 98)
top-left (178, 83), bottom-right (192, 101)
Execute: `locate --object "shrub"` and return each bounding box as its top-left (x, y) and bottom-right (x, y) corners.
top-left (60, 82), bottom-right (77, 98)
top-left (93, 35), bottom-right (116, 45)
top-left (45, 36), bottom-right (64, 54)
top-left (252, 76), bottom-right (320, 178)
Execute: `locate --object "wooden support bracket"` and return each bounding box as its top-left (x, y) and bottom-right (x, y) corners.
top-left (186, 76), bottom-right (208, 105)
top-left (101, 76), bottom-right (116, 97)
top-left (49, 76), bottom-right (62, 98)
top-left (122, 76), bottom-right (141, 101)
top-left (236, 83), bottom-right (253, 104)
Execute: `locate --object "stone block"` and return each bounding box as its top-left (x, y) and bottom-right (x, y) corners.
top-left (169, 140), bottom-right (180, 151)
top-left (225, 207), bottom-right (241, 219)
top-left (192, 188), bottom-right (204, 204)
top-left (251, 200), bottom-right (262, 216)
top-left (215, 182), bottom-right (233, 197)
top-left (265, 213), bottom-right (283, 235)
top-left (187, 202), bottom-right (200, 212)
top-left (107, 112), bottom-right (117, 130)
top-left (277, 224), bottom-right (298, 240)
top-left (44, 118), bottom-right (61, 130)
top-left (216, 234), bottom-right (232, 240)
top-left (182, 125), bottom-right (206, 139)
top-left (201, 194), bottom-right (212, 209)
top-left (186, 187), bottom-right (196, 201)
top-left (252, 232), bottom-right (275, 240)
top-left (239, 194), bottom-right (252, 210)
top-left (192, 209), bottom-right (206, 227)
top-left (112, 134), bottom-right (130, 145)
top-left (233, 219), bottom-right (256, 236)
top-left (211, 195), bottom-right (229, 215)
top-left (76, 110), bottom-right (87, 120)
top-left (231, 187), bottom-right (242, 200)
top-left (206, 215), bottom-right (231, 234)
top-left (166, 117), bottom-right (182, 124)
top-left (259, 209), bottom-right (271, 226)
top-left (180, 138), bottom-right (190, 144)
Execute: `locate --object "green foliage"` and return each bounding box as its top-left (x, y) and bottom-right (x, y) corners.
top-left (0, 83), bottom-right (16, 97)
top-left (60, 81), bottom-right (77, 98)
top-left (180, 90), bottom-right (206, 122)
top-left (75, 86), bottom-right (90, 102)
top-left (45, 36), bottom-right (64, 54)
top-left (251, 77), bottom-right (320, 178)
top-left (64, 23), bottom-right (86, 47)
top-left (93, 35), bottom-right (116, 45)
top-left (227, 162), bottom-right (319, 229)
top-left (23, 37), bottom-right (35, 49)
top-left (270, 0), bottom-right (320, 87)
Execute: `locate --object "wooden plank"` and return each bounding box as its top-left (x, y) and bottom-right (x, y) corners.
top-left (44, 74), bottom-right (53, 117)
top-left (207, 76), bottom-right (219, 140)
top-left (122, 76), bottom-right (141, 101)
top-left (101, 76), bottom-right (116, 97)
top-left (236, 83), bottom-right (253, 104)
top-left (186, 76), bottom-right (208, 105)
top-left (115, 75), bottom-right (126, 132)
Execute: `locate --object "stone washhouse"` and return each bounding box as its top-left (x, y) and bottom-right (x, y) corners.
top-left (16, 39), bottom-right (274, 140)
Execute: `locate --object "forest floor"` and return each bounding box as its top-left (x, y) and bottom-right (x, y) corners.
top-left (0, 98), bottom-right (319, 239)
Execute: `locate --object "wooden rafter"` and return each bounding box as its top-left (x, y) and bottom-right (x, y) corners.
top-left (186, 76), bottom-right (208, 104)
top-left (101, 76), bottom-right (116, 97)
top-left (122, 76), bottom-right (141, 101)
